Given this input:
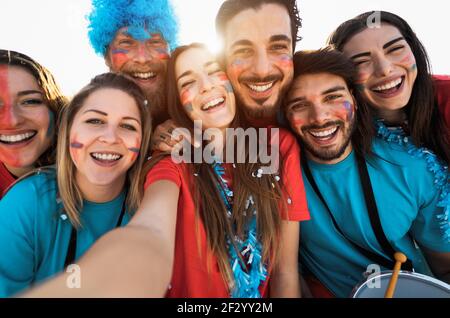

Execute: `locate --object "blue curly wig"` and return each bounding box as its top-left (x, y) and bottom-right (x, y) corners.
top-left (87, 0), bottom-right (179, 56)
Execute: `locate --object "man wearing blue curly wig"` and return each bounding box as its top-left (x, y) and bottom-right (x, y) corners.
top-left (87, 0), bottom-right (179, 126)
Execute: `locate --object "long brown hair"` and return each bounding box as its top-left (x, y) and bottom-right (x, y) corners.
top-left (58, 73), bottom-right (152, 227)
top-left (328, 11), bottom-right (450, 163)
top-left (0, 50), bottom-right (68, 167)
top-left (144, 43), bottom-right (288, 291)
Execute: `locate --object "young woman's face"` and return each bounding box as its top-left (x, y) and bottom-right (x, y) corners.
top-left (0, 65), bottom-right (53, 169)
top-left (69, 88), bottom-right (142, 189)
top-left (175, 47), bottom-right (236, 130)
top-left (342, 23), bottom-right (418, 112)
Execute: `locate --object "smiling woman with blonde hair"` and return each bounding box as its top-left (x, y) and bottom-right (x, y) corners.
top-left (0, 72), bottom-right (151, 297)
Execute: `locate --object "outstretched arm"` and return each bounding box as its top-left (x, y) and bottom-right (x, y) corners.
top-left (21, 180), bottom-right (180, 298)
top-left (269, 220), bottom-right (301, 298)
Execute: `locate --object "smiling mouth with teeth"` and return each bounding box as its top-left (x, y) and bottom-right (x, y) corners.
top-left (201, 97), bottom-right (225, 111)
top-left (0, 131), bottom-right (37, 144)
top-left (131, 72), bottom-right (156, 80)
top-left (371, 76), bottom-right (404, 94)
top-left (307, 126), bottom-right (339, 140)
top-left (90, 152), bottom-right (123, 162)
top-left (247, 82), bottom-right (274, 93)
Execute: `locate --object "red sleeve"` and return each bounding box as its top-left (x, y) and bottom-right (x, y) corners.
top-left (276, 128), bottom-right (310, 222)
top-left (433, 75), bottom-right (450, 129)
top-left (0, 162), bottom-right (16, 198)
top-left (144, 156), bottom-right (183, 190)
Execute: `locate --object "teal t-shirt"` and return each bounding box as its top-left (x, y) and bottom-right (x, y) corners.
top-left (0, 169), bottom-right (131, 297)
top-left (300, 138), bottom-right (450, 298)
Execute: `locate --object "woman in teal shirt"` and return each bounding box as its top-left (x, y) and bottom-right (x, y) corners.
top-left (0, 73), bottom-right (151, 297)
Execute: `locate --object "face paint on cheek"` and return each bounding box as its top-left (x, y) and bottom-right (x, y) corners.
top-left (110, 49), bottom-right (130, 70)
top-left (343, 101), bottom-right (354, 121)
top-left (290, 118), bottom-right (304, 127)
top-left (69, 140), bottom-right (83, 165)
top-left (410, 64), bottom-right (417, 71)
top-left (154, 48), bottom-right (170, 60)
top-left (229, 59), bottom-right (247, 75)
top-left (224, 81), bottom-right (234, 93)
top-left (180, 89), bottom-right (194, 112)
top-left (275, 54), bottom-right (293, 68)
top-left (0, 66), bottom-right (13, 127)
top-left (128, 143), bottom-right (141, 161)
top-left (216, 73), bottom-right (234, 93)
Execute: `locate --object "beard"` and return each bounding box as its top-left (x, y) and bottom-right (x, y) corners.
top-left (142, 79), bottom-right (167, 127)
top-left (235, 74), bottom-right (288, 123)
top-left (301, 120), bottom-right (355, 162)
top-left (118, 62), bottom-right (168, 127)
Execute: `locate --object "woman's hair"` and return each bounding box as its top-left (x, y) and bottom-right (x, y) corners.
top-left (144, 43), bottom-right (286, 291)
top-left (328, 11), bottom-right (449, 163)
top-left (58, 72), bottom-right (152, 227)
top-left (0, 50), bottom-right (68, 166)
top-left (285, 47), bottom-right (375, 157)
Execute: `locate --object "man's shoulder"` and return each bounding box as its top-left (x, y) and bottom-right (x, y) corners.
top-left (370, 138), bottom-right (445, 178)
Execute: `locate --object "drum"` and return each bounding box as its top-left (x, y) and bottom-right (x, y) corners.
top-left (351, 271), bottom-right (450, 298)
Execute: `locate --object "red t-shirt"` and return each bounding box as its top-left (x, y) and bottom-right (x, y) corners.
top-left (144, 128), bottom-right (310, 298)
top-left (0, 162), bottom-right (16, 199)
top-left (433, 75), bottom-right (450, 129)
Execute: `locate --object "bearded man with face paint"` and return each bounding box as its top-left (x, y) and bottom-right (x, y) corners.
top-left (87, 0), bottom-right (179, 127)
top-left (152, 0), bottom-right (302, 151)
top-left (284, 48), bottom-right (450, 298)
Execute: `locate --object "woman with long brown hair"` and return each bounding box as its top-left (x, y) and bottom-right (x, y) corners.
top-left (0, 73), bottom-right (151, 297)
top-left (328, 11), bottom-right (450, 164)
top-left (23, 43), bottom-right (310, 298)
top-left (138, 43), bottom-right (309, 297)
top-left (0, 50), bottom-right (67, 198)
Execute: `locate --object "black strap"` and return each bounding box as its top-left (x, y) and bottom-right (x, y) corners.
top-left (301, 152), bottom-right (413, 271)
top-left (64, 194), bottom-right (127, 268)
top-left (354, 152), bottom-right (413, 271)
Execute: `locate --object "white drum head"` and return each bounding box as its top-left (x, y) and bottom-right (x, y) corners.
top-left (351, 271), bottom-right (450, 298)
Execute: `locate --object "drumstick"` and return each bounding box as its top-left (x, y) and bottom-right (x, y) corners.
top-left (385, 252), bottom-right (407, 298)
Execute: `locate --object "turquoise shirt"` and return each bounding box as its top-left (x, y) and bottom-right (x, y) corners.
top-left (0, 169), bottom-right (131, 297)
top-left (300, 138), bottom-right (450, 297)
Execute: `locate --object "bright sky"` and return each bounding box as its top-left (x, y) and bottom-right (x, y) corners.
top-left (1, 0), bottom-right (449, 96)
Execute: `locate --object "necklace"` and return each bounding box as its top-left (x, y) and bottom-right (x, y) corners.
top-left (212, 161), bottom-right (268, 298)
top-left (375, 120), bottom-right (450, 242)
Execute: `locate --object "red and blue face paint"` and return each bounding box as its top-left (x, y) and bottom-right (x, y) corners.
top-left (128, 142), bottom-right (141, 161)
top-left (0, 65), bottom-right (13, 128)
top-left (110, 48), bottom-right (130, 70)
top-left (180, 88), bottom-right (194, 113)
top-left (154, 47), bottom-right (170, 60)
top-left (216, 72), bottom-right (234, 93)
top-left (343, 100), bottom-right (354, 121)
top-left (275, 54), bottom-right (293, 69)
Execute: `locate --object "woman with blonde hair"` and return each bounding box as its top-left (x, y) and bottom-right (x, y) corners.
top-left (0, 72), bottom-right (151, 297)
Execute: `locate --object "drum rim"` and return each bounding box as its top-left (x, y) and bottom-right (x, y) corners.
top-left (351, 270), bottom-right (450, 298)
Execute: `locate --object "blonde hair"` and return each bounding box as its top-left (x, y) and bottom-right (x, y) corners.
top-left (57, 73), bottom-right (152, 227)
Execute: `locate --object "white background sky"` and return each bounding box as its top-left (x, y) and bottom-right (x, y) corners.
top-left (1, 0), bottom-right (449, 96)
